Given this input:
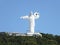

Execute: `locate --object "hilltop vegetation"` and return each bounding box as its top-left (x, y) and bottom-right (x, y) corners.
top-left (0, 32), bottom-right (60, 45)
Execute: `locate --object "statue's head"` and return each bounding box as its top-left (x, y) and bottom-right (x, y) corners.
top-left (34, 12), bottom-right (40, 19)
top-left (29, 11), bottom-right (33, 16)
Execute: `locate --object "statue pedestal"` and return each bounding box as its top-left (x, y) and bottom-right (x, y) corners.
top-left (26, 32), bottom-right (42, 37)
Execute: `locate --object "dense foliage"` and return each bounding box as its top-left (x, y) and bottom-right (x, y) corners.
top-left (0, 32), bottom-right (60, 45)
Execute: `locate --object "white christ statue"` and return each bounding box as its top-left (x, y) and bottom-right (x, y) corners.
top-left (20, 12), bottom-right (40, 34)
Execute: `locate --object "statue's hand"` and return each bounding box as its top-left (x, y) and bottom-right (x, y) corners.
top-left (20, 16), bottom-right (29, 19)
top-left (34, 12), bottom-right (40, 19)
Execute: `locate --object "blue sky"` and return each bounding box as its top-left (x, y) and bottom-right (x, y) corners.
top-left (0, 0), bottom-right (60, 35)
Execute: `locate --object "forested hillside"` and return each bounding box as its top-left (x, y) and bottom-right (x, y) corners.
top-left (0, 32), bottom-right (60, 45)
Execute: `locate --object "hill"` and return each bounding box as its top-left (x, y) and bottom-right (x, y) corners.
top-left (0, 32), bottom-right (60, 45)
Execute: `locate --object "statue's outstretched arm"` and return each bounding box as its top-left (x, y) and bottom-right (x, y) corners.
top-left (20, 16), bottom-right (29, 19)
top-left (35, 15), bottom-right (40, 19)
top-left (34, 12), bottom-right (40, 19)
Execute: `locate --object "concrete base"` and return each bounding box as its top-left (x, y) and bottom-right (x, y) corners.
top-left (26, 32), bottom-right (42, 37)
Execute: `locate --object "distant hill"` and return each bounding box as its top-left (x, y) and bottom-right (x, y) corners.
top-left (0, 32), bottom-right (60, 45)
